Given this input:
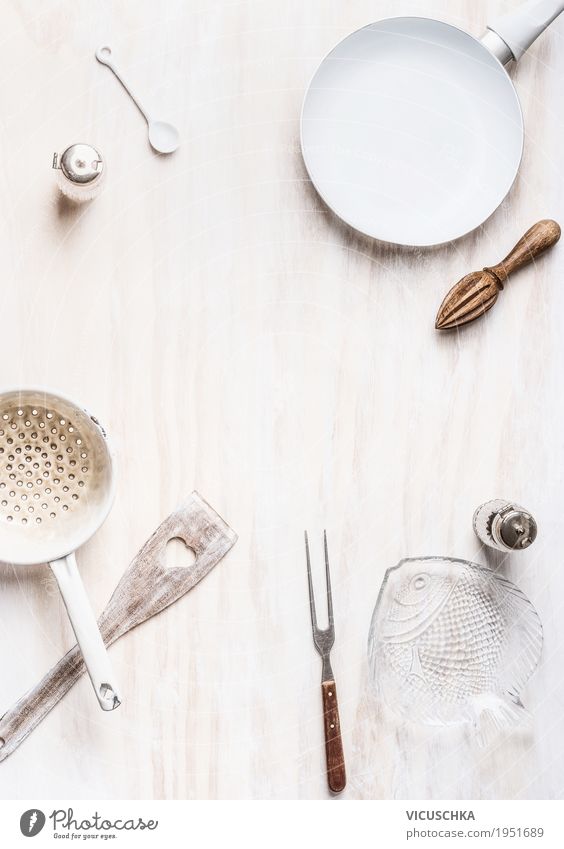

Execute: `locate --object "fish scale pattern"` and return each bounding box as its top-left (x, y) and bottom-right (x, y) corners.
top-left (369, 558), bottom-right (542, 729)
top-left (416, 577), bottom-right (504, 700)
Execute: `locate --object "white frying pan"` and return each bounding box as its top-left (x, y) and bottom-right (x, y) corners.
top-left (301, 0), bottom-right (564, 246)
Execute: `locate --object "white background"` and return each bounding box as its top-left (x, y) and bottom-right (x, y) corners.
top-left (1, 799), bottom-right (563, 847)
top-left (0, 0), bottom-right (564, 800)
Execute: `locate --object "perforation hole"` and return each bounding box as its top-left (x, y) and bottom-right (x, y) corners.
top-left (0, 402), bottom-right (93, 526)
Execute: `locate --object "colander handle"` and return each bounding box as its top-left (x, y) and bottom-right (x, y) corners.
top-left (49, 553), bottom-right (121, 712)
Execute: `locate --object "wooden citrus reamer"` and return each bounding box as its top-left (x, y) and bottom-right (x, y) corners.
top-left (435, 219), bottom-right (561, 330)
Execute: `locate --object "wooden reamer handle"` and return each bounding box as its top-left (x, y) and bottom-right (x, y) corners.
top-left (321, 680), bottom-right (346, 793)
top-left (487, 218), bottom-right (561, 284)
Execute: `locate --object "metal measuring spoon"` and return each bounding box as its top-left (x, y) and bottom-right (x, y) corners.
top-left (95, 46), bottom-right (180, 154)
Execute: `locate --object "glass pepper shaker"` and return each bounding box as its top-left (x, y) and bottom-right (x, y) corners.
top-left (473, 499), bottom-right (537, 552)
top-left (52, 143), bottom-right (105, 202)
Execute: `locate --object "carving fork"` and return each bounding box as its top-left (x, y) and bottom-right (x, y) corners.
top-left (305, 531), bottom-right (346, 793)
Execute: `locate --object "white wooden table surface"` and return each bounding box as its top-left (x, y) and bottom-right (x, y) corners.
top-left (1, 0), bottom-right (563, 800)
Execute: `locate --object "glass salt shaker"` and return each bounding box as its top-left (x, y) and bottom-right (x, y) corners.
top-left (52, 143), bottom-right (105, 202)
top-left (473, 499), bottom-right (537, 552)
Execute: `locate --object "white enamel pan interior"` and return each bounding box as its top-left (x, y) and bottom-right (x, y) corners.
top-left (301, 0), bottom-right (564, 246)
top-left (0, 388), bottom-right (121, 712)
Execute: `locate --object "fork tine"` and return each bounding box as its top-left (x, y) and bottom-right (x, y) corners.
top-left (304, 530), bottom-right (318, 629)
top-left (324, 530), bottom-right (334, 628)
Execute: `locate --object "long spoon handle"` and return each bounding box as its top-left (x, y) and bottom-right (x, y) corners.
top-left (95, 45), bottom-right (151, 123)
top-left (486, 219), bottom-right (561, 284)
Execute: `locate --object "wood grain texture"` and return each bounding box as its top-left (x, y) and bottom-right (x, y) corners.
top-left (436, 220), bottom-right (561, 328)
top-left (321, 681), bottom-right (346, 793)
top-left (0, 0), bottom-right (563, 800)
top-left (435, 269), bottom-right (503, 330)
top-left (0, 491), bottom-right (237, 762)
top-left (487, 219), bottom-right (562, 282)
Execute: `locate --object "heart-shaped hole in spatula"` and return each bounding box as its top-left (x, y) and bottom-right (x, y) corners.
top-left (165, 537), bottom-right (196, 570)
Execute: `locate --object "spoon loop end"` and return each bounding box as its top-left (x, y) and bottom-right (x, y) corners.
top-left (95, 45), bottom-right (114, 66)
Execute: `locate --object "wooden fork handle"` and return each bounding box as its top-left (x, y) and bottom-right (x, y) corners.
top-left (321, 680), bottom-right (346, 793)
top-left (487, 219), bottom-right (561, 284)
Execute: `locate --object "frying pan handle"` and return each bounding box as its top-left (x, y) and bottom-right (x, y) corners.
top-left (487, 0), bottom-right (564, 62)
top-left (49, 553), bottom-right (121, 711)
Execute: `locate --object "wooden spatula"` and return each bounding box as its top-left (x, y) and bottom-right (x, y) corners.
top-left (0, 491), bottom-right (237, 762)
top-left (435, 220), bottom-right (561, 330)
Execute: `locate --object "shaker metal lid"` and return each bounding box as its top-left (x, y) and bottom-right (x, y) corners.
top-left (499, 508), bottom-right (538, 549)
top-left (59, 144), bottom-right (103, 184)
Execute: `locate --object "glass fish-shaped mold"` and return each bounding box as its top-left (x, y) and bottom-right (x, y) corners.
top-left (367, 557), bottom-right (543, 745)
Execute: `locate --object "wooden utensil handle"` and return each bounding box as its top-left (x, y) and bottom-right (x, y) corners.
top-left (321, 680), bottom-right (346, 793)
top-left (0, 514), bottom-right (188, 761)
top-left (0, 569), bottom-right (173, 761)
top-left (0, 493), bottom-right (237, 764)
top-left (0, 643), bottom-right (86, 762)
top-left (0, 522), bottom-right (194, 762)
top-left (0, 573), bottom-right (158, 761)
top-left (0, 621), bottom-right (119, 762)
top-left (487, 219), bottom-right (561, 283)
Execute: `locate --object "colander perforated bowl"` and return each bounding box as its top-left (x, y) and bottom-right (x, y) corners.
top-left (0, 389), bottom-right (114, 564)
top-left (0, 388), bottom-right (120, 711)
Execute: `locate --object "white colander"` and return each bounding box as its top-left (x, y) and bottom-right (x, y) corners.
top-left (0, 388), bottom-right (120, 711)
